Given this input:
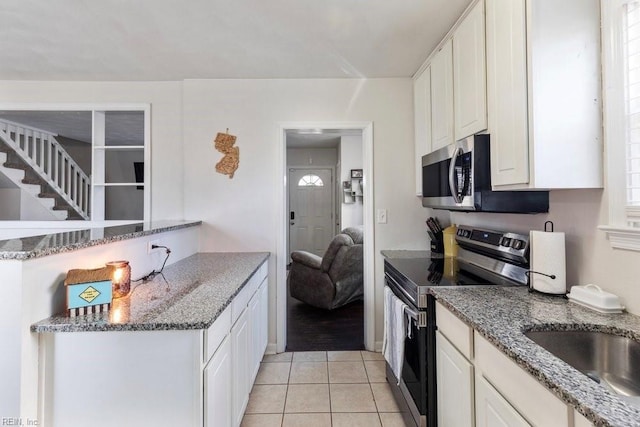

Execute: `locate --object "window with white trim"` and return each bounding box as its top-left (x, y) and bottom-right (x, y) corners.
top-left (601, 0), bottom-right (640, 248)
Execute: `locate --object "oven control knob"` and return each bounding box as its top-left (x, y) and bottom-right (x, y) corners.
top-left (457, 229), bottom-right (463, 236)
top-left (463, 230), bottom-right (471, 237)
top-left (500, 237), bottom-right (512, 247)
top-left (511, 239), bottom-right (524, 250)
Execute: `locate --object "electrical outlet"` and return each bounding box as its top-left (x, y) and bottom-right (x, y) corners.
top-left (377, 209), bottom-right (388, 224)
top-left (147, 239), bottom-right (161, 254)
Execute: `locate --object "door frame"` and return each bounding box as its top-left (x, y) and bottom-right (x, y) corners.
top-left (276, 122), bottom-right (374, 352)
top-left (286, 166), bottom-right (336, 261)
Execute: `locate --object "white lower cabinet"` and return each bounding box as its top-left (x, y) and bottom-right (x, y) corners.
top-left (205, 336), bottom-right (232, 427)
top-left (231, 307), bottom-right (250, 426)
top-left (436, 302), bottom-right (573, 427)
top-left (436, 331), bottom-right (474, 427)
top-left (475, 375), bottom-right (530, 427)
top-left (251, 278), bottom-right (268, 383)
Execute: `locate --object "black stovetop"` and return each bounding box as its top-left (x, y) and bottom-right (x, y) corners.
top-left (384, 255), bottom-right (516, 289)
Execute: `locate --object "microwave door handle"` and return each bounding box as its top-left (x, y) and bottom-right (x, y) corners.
top-left (448, 147), bottom-right (463, 203)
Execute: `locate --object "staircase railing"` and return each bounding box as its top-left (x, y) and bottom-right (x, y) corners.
top-left (0, 119), bottom-right (90, 220)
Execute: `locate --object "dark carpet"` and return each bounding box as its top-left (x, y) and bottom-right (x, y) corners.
top-left (286, 289), bottom-right (364, 352)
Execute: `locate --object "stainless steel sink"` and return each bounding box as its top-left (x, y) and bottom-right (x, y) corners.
top-left (524, 330), bottom-right (640, 397)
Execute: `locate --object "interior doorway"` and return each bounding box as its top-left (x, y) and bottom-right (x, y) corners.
top-left (277, 123), bottom-right (374, 353)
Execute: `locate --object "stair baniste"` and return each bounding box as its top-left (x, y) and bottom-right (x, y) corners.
top-left (0, 119), bottom-right (90, 220)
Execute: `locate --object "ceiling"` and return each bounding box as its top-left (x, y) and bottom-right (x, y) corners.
top-left (0, 0), bottom-right (471, 81)
top-left (286, 128), bottom-right (364, 148)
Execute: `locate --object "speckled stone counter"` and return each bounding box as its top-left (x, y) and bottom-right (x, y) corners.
top-left (431, 286), bottom-right (640, 427)
top-left (31, 252), bottom-right (269, 333)
top-left (0, 220), bottom-right (202, 260)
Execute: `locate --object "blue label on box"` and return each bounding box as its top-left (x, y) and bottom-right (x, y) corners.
top-left (67, 280), bottom-right (113, 309)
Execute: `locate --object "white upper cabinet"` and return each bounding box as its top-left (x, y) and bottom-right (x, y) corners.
top-left (454, 0), bottom-right (487, 140)
top-left (431, 39), bottom-right (455, 152)
top-left (486, 0), bottom-right (602, 189)
top-left (486, 0), bottom-right (529, 187)
top-left (414, 66), bottom-right (432, 196)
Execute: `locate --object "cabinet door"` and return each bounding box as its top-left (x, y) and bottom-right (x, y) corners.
top-left (454, 0), bottom-right (487, 140)
top-left (249, 283), bottom-right (262, 383)
top-left (475, 375), bottom-right (531, 427)
top-left (231, 308), bottom-right (250, 427)
top-left (431, 39), bottom-right (455, 151)
top-left (486, 0), bottom-right (529, 186)
top-left (204, 336), bottom-right (232, 427)
top-left (436, 331), bottom-right (474, 427)
top-left (258, 279), bottom-right (269, 362)
top-left (414, 66), bottom-right (432, 196)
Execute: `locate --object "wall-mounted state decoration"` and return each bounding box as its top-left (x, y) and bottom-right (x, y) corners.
top-left (214, 129), bottom-right (240, 178)
top-left (64, 266), bottom-right (113, 317)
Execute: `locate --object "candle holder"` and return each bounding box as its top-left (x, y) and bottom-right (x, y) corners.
top-left (107, 260), bottom-right (131, 298)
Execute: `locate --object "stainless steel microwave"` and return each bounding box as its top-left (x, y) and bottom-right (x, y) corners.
top-left (421, 135), bottom-right (549, 213)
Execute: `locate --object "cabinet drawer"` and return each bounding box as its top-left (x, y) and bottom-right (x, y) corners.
top-left (205, 304), bottom-right (231, 363)
top-left (436, 302), bottom-right (473, 360)
top-left (232, 262), bottom-right (268, 324)
top-left (475, 332), bottom-right (570, 427)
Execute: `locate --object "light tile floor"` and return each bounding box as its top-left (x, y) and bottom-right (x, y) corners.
top-left (242, 351), bottom-right (408, 427)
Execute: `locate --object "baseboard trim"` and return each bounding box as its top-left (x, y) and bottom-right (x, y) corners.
top-left (374, 340), bottom-right (383, 352)
top-left (265, 342), bottom-right (277, 355)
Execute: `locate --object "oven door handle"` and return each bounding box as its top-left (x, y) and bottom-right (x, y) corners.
top-left (404, 306), bottom-right (427, 329)
top-left (385, 272), bottom-right (416, 306)
top-left (384, 276), bottom-right (428, 329)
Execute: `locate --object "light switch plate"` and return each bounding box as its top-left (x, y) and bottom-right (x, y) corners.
top-left (377, 209), bottom-right (388, 224)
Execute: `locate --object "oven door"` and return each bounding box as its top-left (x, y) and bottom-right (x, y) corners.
top-left (384, 276), bottom-right (431, 427)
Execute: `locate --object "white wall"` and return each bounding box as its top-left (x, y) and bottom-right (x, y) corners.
top-left (20, 190), bottom-right (61, 220)
top-left (0, 188), bottom-right (21, 219)
top-left (182, 78), bottom-right (426, 348)
top-left (446, 188), bottom-right (640, 315)
top-left (340, 135), bottom-right (363, 229)
top-left (287, 147), bottom-right (337, 167)
top-left (0, 81), bottom-right (185, 221)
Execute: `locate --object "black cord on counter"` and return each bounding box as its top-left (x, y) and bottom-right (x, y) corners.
top-left (132, 245), bottom-right (172, 283)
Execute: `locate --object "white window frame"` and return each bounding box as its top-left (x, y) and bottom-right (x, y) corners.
top-left (600, 0), bottom-right (640, 250)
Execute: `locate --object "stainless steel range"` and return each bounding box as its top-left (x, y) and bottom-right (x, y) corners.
top-left (383, 225), bottom-right (530, 427)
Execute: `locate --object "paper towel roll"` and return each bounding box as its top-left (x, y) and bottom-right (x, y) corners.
top-left (529, 230), bottom-right (566, 294)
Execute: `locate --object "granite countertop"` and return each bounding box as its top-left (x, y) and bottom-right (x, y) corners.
top-left (0, 220), bottom-right (202, 261)
top-left (431, 286), bottom-right (640, 427)
top-left (31, 252), bottom-right (269, 333)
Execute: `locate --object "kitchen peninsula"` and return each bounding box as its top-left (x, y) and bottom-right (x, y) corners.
top-left (0, 220), bottom-right (212, 425)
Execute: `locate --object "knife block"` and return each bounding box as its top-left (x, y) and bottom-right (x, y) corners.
top-left (430, 238), bottom-right (444, 256)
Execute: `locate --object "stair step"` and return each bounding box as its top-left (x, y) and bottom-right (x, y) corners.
top-left (22, 178), bottom-right (42, 185)
top-left (3, 162), bottom-right (28, 171)
top-left (38, 192), bottom-right (59, 199)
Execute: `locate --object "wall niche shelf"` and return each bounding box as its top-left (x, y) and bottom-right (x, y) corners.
top-left (343, 178), bottom-right (363, 204)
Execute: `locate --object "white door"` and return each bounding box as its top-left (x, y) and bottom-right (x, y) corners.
top-left (431, 38), bottom-right (455, 151)
top-left (475, 375), bottom-right (531, 427)
top-left (436, 331), bottom-right (475, 427)
top-left (204, 336), bottom-right (232, 427)
top-left (453, 0), bottom-right (487, 140)
top-left (288, 168), bottom-right (334, 258)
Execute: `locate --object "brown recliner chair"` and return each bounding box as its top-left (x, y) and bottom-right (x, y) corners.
top-left (288, 226), bottom-right (364, 310)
